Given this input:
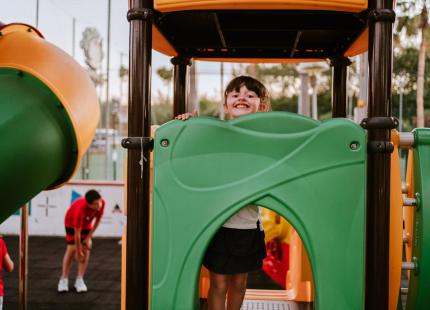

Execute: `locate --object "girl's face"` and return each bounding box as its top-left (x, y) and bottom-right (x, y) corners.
top-left (224, 85), bottom-right (266, 119)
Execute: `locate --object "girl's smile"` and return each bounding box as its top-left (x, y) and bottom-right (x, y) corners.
top-left (224, 85), bottom-right (265, 119)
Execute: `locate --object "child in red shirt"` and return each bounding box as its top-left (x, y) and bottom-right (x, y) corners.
top-left (0, 237), bottom-right (14, 308)
top-left (57, 189), bottom-right (104, 293)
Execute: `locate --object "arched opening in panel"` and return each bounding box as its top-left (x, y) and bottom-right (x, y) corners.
top-left (197, 204), bottom-right (314, 310)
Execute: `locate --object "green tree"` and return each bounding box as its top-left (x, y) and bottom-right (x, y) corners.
top-left (156, 66), bottom-right (173, 101)
top-left (397, 1), bottom-right (430, 127)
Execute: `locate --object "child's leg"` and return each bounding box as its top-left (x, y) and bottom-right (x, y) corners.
top-left (61, 245), bottom-right (75, 278)
top-left (226, 272), bottom-right (248, 310)
top-left (77, 248), bottom-right (91, 279)
top-left (208, 271), bottom-right (229, 310)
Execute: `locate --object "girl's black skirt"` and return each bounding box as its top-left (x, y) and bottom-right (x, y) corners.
top-left (203, 224), bottom-right (266, 275)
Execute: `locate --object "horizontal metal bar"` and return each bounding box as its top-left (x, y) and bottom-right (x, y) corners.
top-left (398, 132), bottom-right (414, 149)
top-left (121, 137), bottom-right (153, 150)
top-left (403, 198), bottom-right (416, 207)
top-left (402, 262), bottom-right (416, 270)
top-left (400, 287), bottom-right (408, 295)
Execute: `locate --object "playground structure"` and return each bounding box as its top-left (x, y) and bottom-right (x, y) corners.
top-left (1, 0), bottom-right (429, 309)
top-left (122, 0), bottom-right (423, 309)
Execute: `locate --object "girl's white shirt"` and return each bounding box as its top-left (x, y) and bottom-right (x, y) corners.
top-left (222, 204), bottom-right (263, 230)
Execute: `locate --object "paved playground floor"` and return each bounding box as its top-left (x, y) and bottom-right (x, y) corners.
top-left (1, 235), bottom-right (283, 310)
top-left (2, 235), bottom-right (121, 310)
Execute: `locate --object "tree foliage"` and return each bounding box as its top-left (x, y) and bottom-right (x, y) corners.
top-left (80, 27), bottom-right (104, 86)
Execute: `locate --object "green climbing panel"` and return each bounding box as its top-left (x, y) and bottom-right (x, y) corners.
top-left (151, 112), bottom-right (366, 309)
top-left (406, 128), bottom-right (430, 309)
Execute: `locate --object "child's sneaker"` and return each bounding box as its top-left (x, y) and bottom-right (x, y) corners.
top-left (57, 278), bottom-right (69, 292)
top-left (74, 278), bottom-right (88, 293)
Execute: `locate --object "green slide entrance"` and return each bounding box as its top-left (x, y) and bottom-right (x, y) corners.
top-left (151, 112), bottom-right (366, 309)
top-left (0, 68), bottom-right (77, 222)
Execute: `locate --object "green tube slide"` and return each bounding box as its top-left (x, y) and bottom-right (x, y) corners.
top-left (0, 68), bottom-right (77, 222)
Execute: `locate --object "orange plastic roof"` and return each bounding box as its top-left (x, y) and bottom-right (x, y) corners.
top-left (155, 0), bottom-right (368, 13)
top-left (150, 1), bottom-right (370, 62)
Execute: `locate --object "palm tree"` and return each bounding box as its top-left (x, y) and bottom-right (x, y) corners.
top-left (397, 0), bottom-right (429, 127)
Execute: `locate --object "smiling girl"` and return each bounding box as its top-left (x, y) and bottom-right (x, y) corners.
top-left (176, 76), bottom-right (271, 310)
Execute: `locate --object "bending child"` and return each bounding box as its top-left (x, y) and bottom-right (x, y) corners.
top-left (0, 236), bottom-right (14, 310)
top-left (58, 189), bottom-right (105, 293)
top-left (176, 75), bottom-right (270, 310)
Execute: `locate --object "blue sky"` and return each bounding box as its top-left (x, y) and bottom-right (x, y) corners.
top-left (1, 0), bottom-right (231, 103)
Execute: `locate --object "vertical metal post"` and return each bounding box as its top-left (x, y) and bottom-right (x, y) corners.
top-left (105, 0), bottom-right (112, 179)
top-left (220, 62), bottom-right (225, 120)
top-left (330, 56), bottom-right (351, 118)
top-left (299, 72), bottom-right (310, 117)
top-left (35, 0), bottom-right (39, 27)
top-left (18, 204), bottom-right (28, 310)
top-left (72, 17), bottom-right (76, 58)
top-left (365, 1), bottom-right (395, 309)
top-left (126, 0), bottom-right (152, 309)
top-left (171, 56), bottom-right (191, 116)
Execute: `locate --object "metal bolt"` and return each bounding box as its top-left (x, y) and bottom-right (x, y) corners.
top-left (400, 287), bottom-right (408, 295)
top-left (160, 139), bottom-right (169, 147)
top-left (403, 198), bottom-right (417, 207)
top-left (350, 142), bottom-right (360, 150)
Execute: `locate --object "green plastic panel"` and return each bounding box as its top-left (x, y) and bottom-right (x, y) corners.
top-left (0, 68), bottom-right (77, 223)
top-left (151, 112), bottom-right (366, 309)
top-left (406, 128), bottom-right (430, 309)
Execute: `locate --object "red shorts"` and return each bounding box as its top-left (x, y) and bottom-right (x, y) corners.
top-left (65, 227), bottom-right (90, 245)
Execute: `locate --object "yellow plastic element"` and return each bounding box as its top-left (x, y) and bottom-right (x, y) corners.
top-left (155, 0), bottom-right (368, 13)
top-left (153, 25), bottom-right (178, 57)
top-left (244, 289), bottom-right (290, 301)
top-left (0, 23), bottom-right (44, 38)
top-left (389, 130), bottom-right (403, 310)
top-left (404, 149), bottom-right (414, 278)
top-left (285, 231), bottom-right (314, 302)
top-left (356, 98), bottom-right (365, 108)
top-left (261, 208), bottom-right (294, 244)
top-left (0, 24), bottom-right (99, 186)
top-left (344, 28), bottom-right (368, 57)
top-left (121, 216), bottom-right (127, 310)
top-left (199, 266), bottom-right (210, 299)
top-left (121, 155), bottom-right (128, 310)
top-left (148, 125), bottom-right (158, 307)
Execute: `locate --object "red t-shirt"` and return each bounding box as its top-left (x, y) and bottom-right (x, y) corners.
top-left (64, 197), bottom-right (105, 230)
top-left (0, 238), bottom-right (9, 296)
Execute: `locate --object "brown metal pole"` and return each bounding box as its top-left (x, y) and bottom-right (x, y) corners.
top-left (330, 56), bottom-right (351, 118)
top-left (126, 0), bottom-right (152, 309)
top-left (365, 1), bottom-right (395, 309)
top-left (18, 204), bottom-right (28, 310)
top-left (171, 56), bottom-right (191, 116)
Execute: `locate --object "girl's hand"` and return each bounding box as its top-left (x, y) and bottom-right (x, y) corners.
top-left (174, 110), bottom-right (198, 120)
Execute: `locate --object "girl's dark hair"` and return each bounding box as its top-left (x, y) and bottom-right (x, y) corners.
top-left (85, 189), bottom-right (101, 204)
top-left (224, 75), bottom-right (271, 111)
